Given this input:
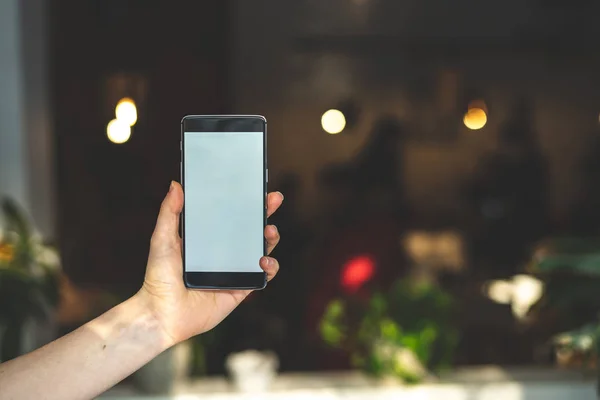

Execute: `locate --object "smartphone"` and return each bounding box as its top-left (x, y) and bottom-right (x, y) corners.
top-left (181, 115), bottom-right (267, 290)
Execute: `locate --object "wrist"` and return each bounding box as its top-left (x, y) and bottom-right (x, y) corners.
top-left (128, 292), bottom-right (176, 351)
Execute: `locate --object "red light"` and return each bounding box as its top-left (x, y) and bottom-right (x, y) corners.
top-left (341, 255), bottom-right (375, 293)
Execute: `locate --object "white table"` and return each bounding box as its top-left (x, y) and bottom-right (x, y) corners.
top-left (101, 367), bottom-right (596, 400)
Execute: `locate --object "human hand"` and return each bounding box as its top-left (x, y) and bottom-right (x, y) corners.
top-left (138, 181), bottom-right (283, 347)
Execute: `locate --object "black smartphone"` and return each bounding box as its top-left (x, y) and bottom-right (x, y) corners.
top-left (181, 115), bottom-right (267, 290)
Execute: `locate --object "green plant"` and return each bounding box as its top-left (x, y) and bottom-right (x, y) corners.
top-left (530, 237), bottom-right (600, 392)
top-left (531, 237), bottom-right (600, 338)
top-left (553, 323), bottom-right (599, 368)
top-left (0, 198), bottom-right (61, 362)
top-left (319, 278), bottom-right (458, 383)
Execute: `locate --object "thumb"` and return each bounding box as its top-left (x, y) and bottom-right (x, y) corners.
top-left (150, 181), bottom-right (183, 252)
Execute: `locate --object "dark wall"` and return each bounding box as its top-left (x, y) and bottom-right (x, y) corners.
top-left (51, 0), bottom-right (230, 291)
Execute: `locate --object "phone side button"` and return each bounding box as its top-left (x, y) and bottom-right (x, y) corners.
top-left (266, 168), bottom-right (269, 183)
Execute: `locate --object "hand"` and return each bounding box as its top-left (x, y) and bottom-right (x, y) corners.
top-left (138, 181), bottom-right (283, 347)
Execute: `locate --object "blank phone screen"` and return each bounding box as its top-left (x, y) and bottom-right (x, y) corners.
top-left (183, 131), bottom-right (264, 273)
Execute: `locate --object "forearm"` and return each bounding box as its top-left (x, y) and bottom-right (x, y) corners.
top-left (0, 293), bottom-right (171, 400)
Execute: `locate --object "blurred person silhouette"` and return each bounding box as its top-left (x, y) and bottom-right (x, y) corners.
top-left (464, 98), bottom-right (548, 277)
top-left (458, 99), bottom-right (549, 365)
top-left (309, 116), bottom-right (410, 369)
top-left (318, 115), bottom-right (408, 225)
top-left (0, 182), bottom-right (284, 400)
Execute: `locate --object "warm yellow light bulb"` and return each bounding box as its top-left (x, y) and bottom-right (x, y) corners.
top-left (107, 119), bottom-right (131, 144)
top-left (321, 109), bottom-right (346, 134)
top-left (463, 107), bottom-right (487, 130)
top-left (115, 97), bottom-right (137, 126)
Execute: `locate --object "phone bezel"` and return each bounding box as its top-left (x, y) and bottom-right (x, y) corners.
top-left (180, 115), bottom-right (267, 290)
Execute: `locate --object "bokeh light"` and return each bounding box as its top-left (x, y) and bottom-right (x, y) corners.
top-left (115, 97), bottom-right (137, 126)
top-left (321, 109), bottom-right (346, 134)
top-left (341, 255), bottom-right (375, 293)
top-left (511, 274), bottom-right (544, 319)
top-left (463, 107), bottom-right (487, 130)
top-left (484, 275), bottom-right (544, 320)
top-left (486, 280), bottom-right (513, 304)
top-left (106, 119), bottom-right (131, 144)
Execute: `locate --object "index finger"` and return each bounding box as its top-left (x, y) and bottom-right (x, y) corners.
top-left (267, 192), bottom-right (284, 217)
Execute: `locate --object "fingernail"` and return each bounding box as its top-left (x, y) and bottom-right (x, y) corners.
top-left (169, 181), bottom-right (175, 193)
top-left (272, 225), bottom-right (278, 233)
top-left (261, 256), bottom-right (270, 265)
top-left (277, 191), bottom-right (284, 200)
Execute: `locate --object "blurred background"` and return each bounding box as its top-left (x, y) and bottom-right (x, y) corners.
top-left (2, 0), bottom-right (600, 398)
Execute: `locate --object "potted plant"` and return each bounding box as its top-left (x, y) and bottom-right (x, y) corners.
top-left (319, 277), bottom-right (458, 383)
top-left (0, 198), bottom-right (61, 362)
